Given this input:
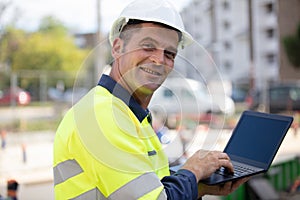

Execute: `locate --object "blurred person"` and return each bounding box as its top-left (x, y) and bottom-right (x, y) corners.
top-left (21, 143), bottom-right (26, 163)
top-left (7, 179), bottom-right (18, 200)
top-left (53, 0), bottom-right (249, 199)
top-left (0, 128), bottom-right (7, 149)
top-left (290, 178), bottom-right (300, 193)
top-left (292, 112), bottom-right (299, 137)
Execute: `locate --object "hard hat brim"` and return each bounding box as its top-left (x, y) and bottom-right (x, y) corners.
top-left (109, 17), bottom-right (194, 49)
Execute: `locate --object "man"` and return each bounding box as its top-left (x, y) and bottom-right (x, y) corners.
top-left (53, 0), bottom-right (248, 199)
top-left (7, 179), bottom-right (19, 200)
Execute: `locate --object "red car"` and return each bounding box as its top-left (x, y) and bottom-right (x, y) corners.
top-left (0, 87), bottom-right (31, 106)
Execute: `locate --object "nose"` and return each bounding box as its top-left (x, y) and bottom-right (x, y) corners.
top-left (149, 49), bottom-right (165, 65)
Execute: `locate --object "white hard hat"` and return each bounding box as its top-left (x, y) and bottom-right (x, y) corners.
top-left (109, 0), bottom-right (194, 49)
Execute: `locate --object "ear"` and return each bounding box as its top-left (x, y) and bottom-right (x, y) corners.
top-left (111, 38), bottom-right (123, 59)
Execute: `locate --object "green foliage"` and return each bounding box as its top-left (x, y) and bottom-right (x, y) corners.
top-left (0, 27), bottom-right (26, 65)
top-left (11, 16), bottom-right (89, 72)
top-left (0, 72), bottom-right (10, 89)
top-left (0, 16), bottom-right (90, 72)
top-left (283, 22), bottom-right (300, 68)
top-left (38, 16), bottom-right (68, 35)
top-left (0, 16), bottom-right (90, 90)
top-left (12, 31), bottom-right (87, 72)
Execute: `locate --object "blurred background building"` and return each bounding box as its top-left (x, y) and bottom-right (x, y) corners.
top-left (278, 0), bottom-right (300, 80)
top-left (180, 0), bottom-right (300, 90)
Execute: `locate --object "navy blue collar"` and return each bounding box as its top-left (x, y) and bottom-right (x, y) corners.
top-left (97, 74), bottom-right (150, 123)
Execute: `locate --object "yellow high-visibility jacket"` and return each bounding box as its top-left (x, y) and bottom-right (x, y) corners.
top-left (53, 75), bottom-right (170, 199)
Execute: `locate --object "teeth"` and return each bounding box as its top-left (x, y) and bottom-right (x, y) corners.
top-left (142, 68), bottom-right (160, 75)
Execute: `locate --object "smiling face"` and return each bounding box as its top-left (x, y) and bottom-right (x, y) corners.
top-left (110, 23), bottom-right (179, 99)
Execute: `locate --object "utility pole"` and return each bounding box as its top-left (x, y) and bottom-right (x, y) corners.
top-left (210, 0), bottom-right (219, 70)
top-left (96, 0), bottom-right (101, 43)
top-left (93, 0), bottom-right (105, 85)
top-left (248, 0), bottom-right (255, 95)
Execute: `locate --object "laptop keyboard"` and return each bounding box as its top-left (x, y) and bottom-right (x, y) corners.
top-left (216, 165), bottom-right (256, 178)
top-left (234, 165), bottom-right (256, 176)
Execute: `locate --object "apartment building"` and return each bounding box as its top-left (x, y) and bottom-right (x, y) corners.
top-left (180, 0), bottom-right (280, 90)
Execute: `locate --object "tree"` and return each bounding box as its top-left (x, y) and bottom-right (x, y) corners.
top-left (0, 27), bottom-right (26, 67)
top-left (0, 16), bottom-right (91, 101)
top-left (283, 22), bottom-right (300, 68)
top-left (0, 16), bottom-right (90, 89)
top-left (12, 16), bottom-right (88, 72)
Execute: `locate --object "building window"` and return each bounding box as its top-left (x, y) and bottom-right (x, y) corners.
top-left (223, 0), bottom-right (230, 10)
top-left (224, 41), bottom-right (232, 50)
top-left (223, 20), bottom-right (231, 30)
top-left (266, 53), bottom-right (276, 64)
top-left (266, 28), bottom-right (275, 38)
top-left (223, 60), bottom-right (232, 71)
top-left (265, 2), bottom-right (274, 14)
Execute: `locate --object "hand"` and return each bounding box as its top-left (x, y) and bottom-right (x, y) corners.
top-left (181, 150), bottom-right (233, 182)
top-left (198, 177), bottom-right (250, 197)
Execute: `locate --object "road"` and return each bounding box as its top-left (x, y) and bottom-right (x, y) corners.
top-left (0, 103), bottom-right (70, 124)
top-left (0, 106), bottom-right (57, 122)
top-left (0, 131), bottom-right (54, 200)
top-left (0, 126), bottom-right (299, 199)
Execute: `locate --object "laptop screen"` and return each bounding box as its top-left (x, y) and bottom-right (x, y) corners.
top-left (224, 111), bottom-right (293, 167)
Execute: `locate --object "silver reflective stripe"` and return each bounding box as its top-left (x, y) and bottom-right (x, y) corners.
top-left (53, 159), bottom-right (83, 185)
top-left (109, 172), bottom-right (166, 200)
top-left (71, 188), bottom-right (105, 200)
top-left (157, 190), bottom-right (168, 200)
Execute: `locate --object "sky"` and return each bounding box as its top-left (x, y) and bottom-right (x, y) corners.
top-left (2, 0), bottom-right (191, 34)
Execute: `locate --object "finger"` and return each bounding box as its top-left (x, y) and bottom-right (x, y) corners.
top-left (219, 152), bottom-right (230, 160)
top-left (219, 160), bottom-right (234, 173)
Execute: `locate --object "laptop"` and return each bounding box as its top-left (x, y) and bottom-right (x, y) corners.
top-left (200, 110), bottom-right (293, 185)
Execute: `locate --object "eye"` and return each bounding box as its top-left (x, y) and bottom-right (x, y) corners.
top-left (164, 50), bottom-right (176, 60)
top-left (141, 43), bottom-right (156, 51)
